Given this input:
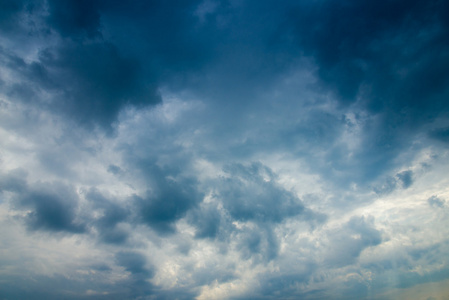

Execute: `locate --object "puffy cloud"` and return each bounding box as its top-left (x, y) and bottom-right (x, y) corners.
top-left (1, 171), bottom-right (85, 233)
top-left (218, 162), bottom-right (307, 223)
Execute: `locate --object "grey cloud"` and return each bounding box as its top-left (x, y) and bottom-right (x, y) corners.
top-left (0, 0), bottom-right (27, 31)
top-left (86, 189), bottom-right (130, 244)
top-left (15, 181), bottom-right (85, 233)
top-left (114, 251), bottom-right (158, 299)
top-left (397, 170), bottom-right (413, 189)
top-left (46, 0), bottom-right (101, 38)
top-left (373, 176), bottom-right (399, 195)
top-left (211, 162), bottom-right (325, 262)
top-left (429, 126), bottom-right (449, 144)
top-left (0, 269), bottom-right (158, 300)
top-left (287, 0), bottom-right (449, 111)
top-left (188, 203), bottom-right (222, 239)
top-left (236, 225), bottom-right (279, 262)
top-left (218, 162), bottom-right (307, 223)
top-left (396, 267), bottom-right (449, 289)
top-left (428, 195), bottom-right (445, 208)
top-left (0, 273), bottom-right (118, 300)
top-left (137, 175), bottom-right (203, 235)
top-left (190, 263), bottom-right (236, 287)
top-left (107, 164), bottom-right (122, 175)
top-left (325, 216), bottom-right (382, 268)
top-left (1, 170), bottom-right (87, 234)
top-left (38, 41), bottom-right (160, 130)
top-left (373, 169), bottom-right (414, 194)
top-left (235, 266), bottom-right (316, 300)
top-left (280, 0), bottom-right (449, 184)
top-left (1, 40), bottom-right (161, 131)
top-left (1, 0), bottom-right (448, 299)
top-left (115, 131), bottom-right (205, 236)
top-left (0, 169), bottom-right (27, 193)
top-left (115, 251), bottom-right (153, 277)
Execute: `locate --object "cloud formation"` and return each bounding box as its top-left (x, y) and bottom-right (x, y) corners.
top-left (1, 0), bottom-right (449, 299)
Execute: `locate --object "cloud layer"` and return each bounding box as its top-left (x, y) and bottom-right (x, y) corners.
top-left (1, 0), bottom-right (449, 299)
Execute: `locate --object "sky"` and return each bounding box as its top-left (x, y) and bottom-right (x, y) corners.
top-left (1, 0), bottom-right (449, 299)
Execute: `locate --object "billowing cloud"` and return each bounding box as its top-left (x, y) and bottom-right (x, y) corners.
top-left (1, 0), bottom-right (449, 299)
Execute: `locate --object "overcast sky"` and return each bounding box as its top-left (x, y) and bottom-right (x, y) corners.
top-left (1, 0), bottom-right (449, 299)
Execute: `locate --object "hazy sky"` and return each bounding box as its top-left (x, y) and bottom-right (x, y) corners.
top-left (1, 0), bottom-right (449, 299)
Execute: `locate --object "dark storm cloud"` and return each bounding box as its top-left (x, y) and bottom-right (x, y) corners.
top-left (39, 41), bottom-right (160, 129)
top-left (0, 170), bottom-right (89, 233)
top-left (429, 126), bottom-right (449, 144)
top-left (0, 0), bottom-right (160, 130)
top-left (220, 162), bottom-right (325, 219)
top-left (218, 162), bottom-right (307, 223)
top-left (0, 41), bottom-right (160, 131)
top-left (184, 162), bottom-right (327, 262)
top-left (0, 48), bottom-right (50, 100)
top-left (0, 273), bottom-right (116, 300)
top-left (205, 162), bottom-right (326, 261)
top-left (187, 203), bottom-right (222, 239)
top-left (114, 251), bottom-right (185, 300)
top-left (0, 264), bottom-right (156, 300)
top-left (0, 0), bottom-right (35, 34)
top-left (46, 0), bottom-right (101, 38)
top-left (135, 167), bottom-right (203, 235)
top-left (115, 122), bottom-right (206, 236)
top-left (1, 0), bottom-right (449, 299)
top-left (115, 251), bottom-right (153, 278)
top-left (19, 185), bottom-right (85, 233)
top-left (0, 170), bottom-right (85, 233)
top-left (278, 0), bottom-right (449, 184)
top-left (86, 189), bottom-right (130, 244)
top-left (0, 0), bottom-right (22, 26)
top-left (287, 0), bottom-right (449, 111)
top-left (3, 0), bottom-right (449, 130)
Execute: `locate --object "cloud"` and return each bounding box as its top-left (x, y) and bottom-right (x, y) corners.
top-left (373, 169), bottom-right (414, 194)
top-left (115, 251), bottom-right (153, 277)
top-left (397, 170), bottom-right (414, 188)
top-left (0, 0), bottom-right (28, 32)
top-left (429, 126), bottom-right (449, 144)
top-left (85, 188), bottom-right (130, 244)
top-left (46, 0), bottom-right (101, 38)
top-left (428, 195), bottom-right (446, 208)
top-left (287, 0), bottom-right (449, 112)
top-left (1, 42), bottom-right (161, 131)
top-left (137, 173), bottom-right (203, 235)
top-left (217, 162), bottom-right (308, 223)
top-left (19, 186), bottom-right (85, 233)
top-left (2, 173), bottom-right (86, 233)
top-left (187, 203), bottom-right (222, 239)
top-left (1, 0), bottom-right (449, 299)
top-left (40, 41), bottom-right (160, 128)
top-left (0, 168), bottom-right (27, 193)
top-left (325, 216), bottom-right (382, 268)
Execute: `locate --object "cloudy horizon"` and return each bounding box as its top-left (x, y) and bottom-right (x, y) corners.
top-left (1, 0), bottom-right (449, 299)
